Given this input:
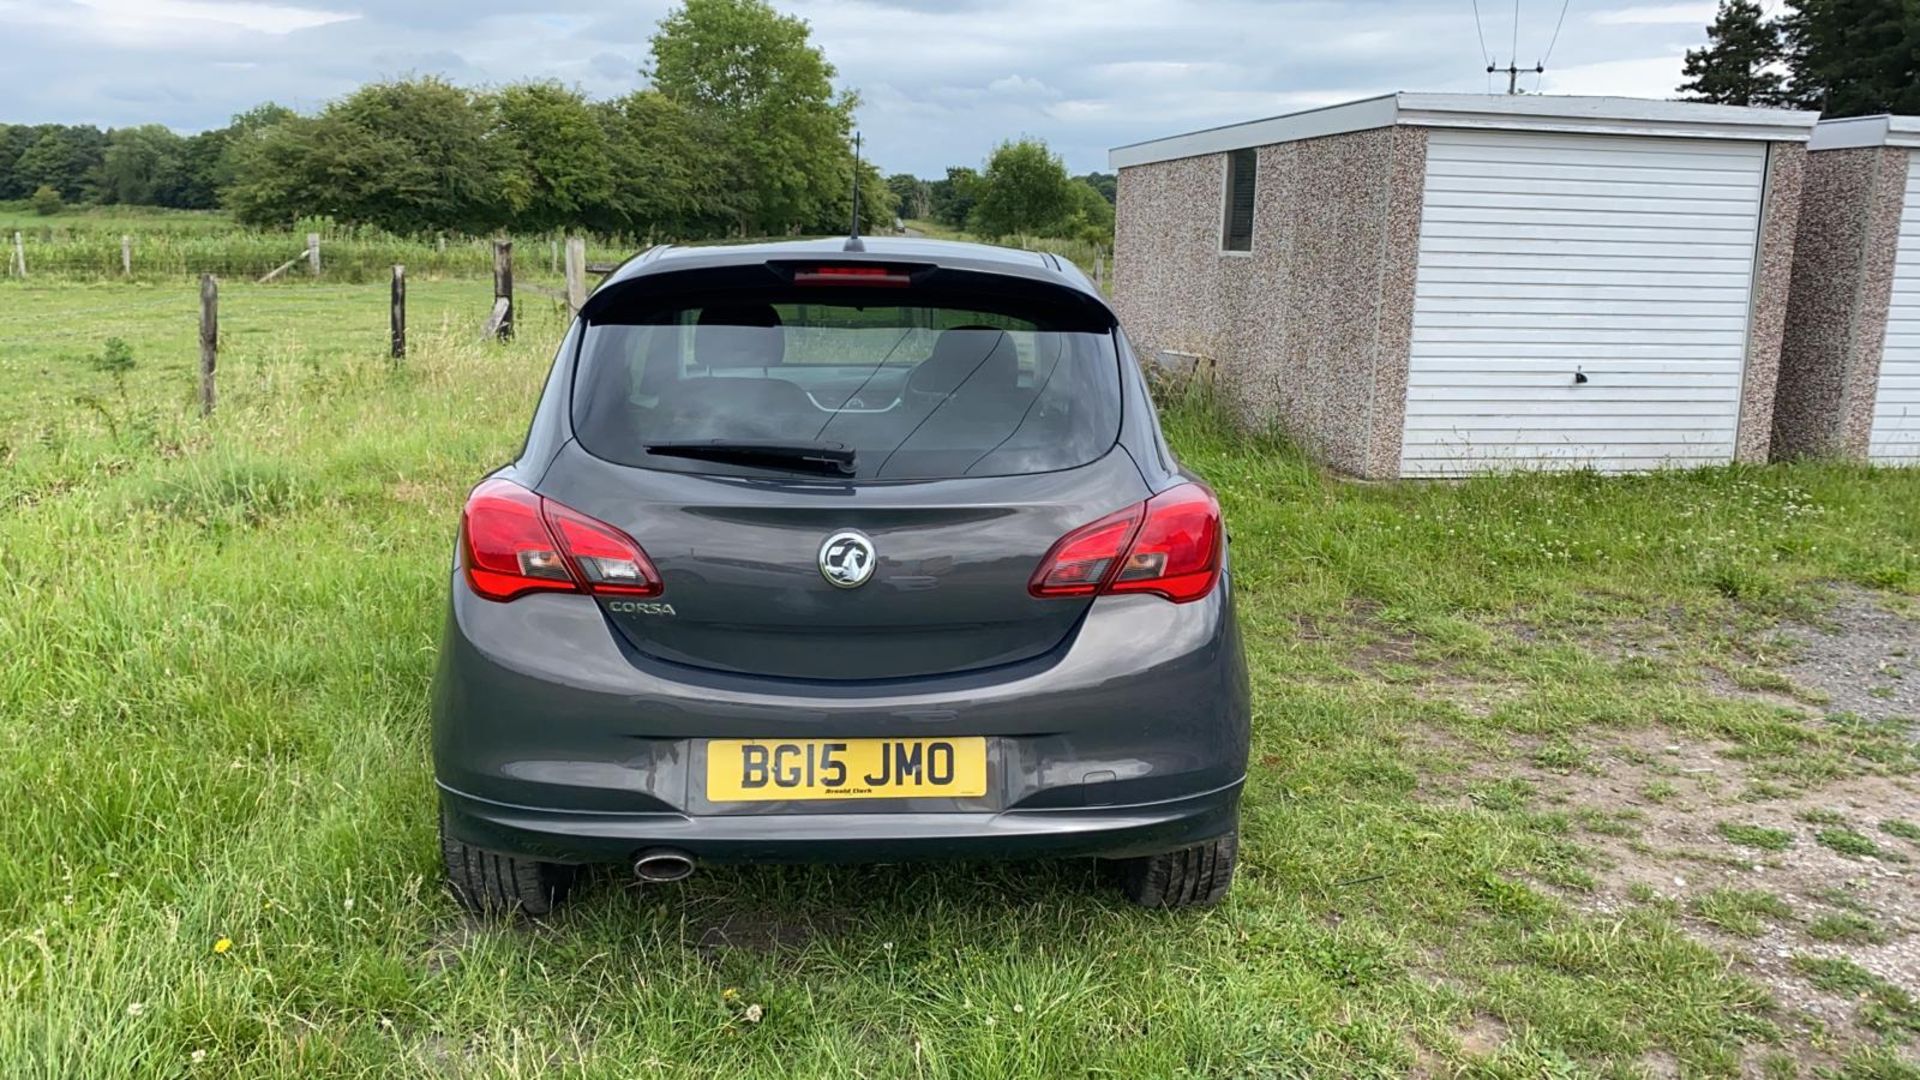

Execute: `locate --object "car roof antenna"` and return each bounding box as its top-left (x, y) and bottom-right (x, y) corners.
top-left (844, 131), bottom-right (865, 252)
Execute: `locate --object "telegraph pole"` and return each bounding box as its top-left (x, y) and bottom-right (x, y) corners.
top-left (1488, 59), bottom-right (1544, 94)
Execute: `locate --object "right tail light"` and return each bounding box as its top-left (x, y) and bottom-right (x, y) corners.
top-left (1029, 483), bottom-right (1222, 604)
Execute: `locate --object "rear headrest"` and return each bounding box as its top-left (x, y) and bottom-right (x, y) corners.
top-left (695, 303), bottom-right (785, 369)
top-left (908, 326), bottom-right (1019, 396)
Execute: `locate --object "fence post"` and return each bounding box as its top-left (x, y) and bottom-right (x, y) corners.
top-left (199, 275), bottom-right (218, 416)
top-left (306, 232), bottom-right (321, 276)
top-left (122, 235), bottom-right (133, 277)
top-left (491, 240), bottom-right (514, 342)
top-left (550, 238), bottom-right (559, 275)
top-left (11, 232), bottom-right (23, 278)
top-left (391, 264), bottom-right (407, 360)
top-left (564, 236), bottom-right (587, 316)
top-left (1094, 252), bottom-right (1105, 291)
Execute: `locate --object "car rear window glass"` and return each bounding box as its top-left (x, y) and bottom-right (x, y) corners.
top-left (572, 294), bottom-right (1122, 481)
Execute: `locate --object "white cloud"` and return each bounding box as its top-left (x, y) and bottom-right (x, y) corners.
top-left (0, 0), bottom-right (359, 44)
top-left (985, 74), bottom-right (1059, 99)
top-left (1538, 53), bottom-right (1690, 96)
top-left (1590, 2), bottom-right (1717, 24)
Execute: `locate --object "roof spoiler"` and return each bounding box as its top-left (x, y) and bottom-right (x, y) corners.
top-left (580, 259), bottom-right (1118, 332)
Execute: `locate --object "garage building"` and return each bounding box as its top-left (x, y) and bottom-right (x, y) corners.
top-left (1775, 115), bottom-right (1920, 464)
top-left (1110, 93), bottom-right (1817, 478)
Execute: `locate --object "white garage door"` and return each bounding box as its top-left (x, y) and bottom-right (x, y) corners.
top-left (1401, 129), bottom-right (1767, 477)
top-left (1870, 151), bottom-right (1920, 464)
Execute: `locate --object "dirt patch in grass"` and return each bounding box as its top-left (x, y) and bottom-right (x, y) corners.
top-left (1428, 720), bottom-right (1920, 1061)
top-left (1396, 582), bottom-right (1920, 1067)
top-left (1766, 585), bottom-right (1919, 734)
top-left (685, 898), bottom-right (847, 956)
top-left (1294, 599), bottom-right (1422, 672)
top-left (1456, 1012), bottom-right (1509, 1057)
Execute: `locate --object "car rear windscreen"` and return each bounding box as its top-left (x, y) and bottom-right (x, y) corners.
top-left (572, 292), bottom-right (1122, 481)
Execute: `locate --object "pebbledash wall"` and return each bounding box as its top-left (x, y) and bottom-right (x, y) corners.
top-left (1111, 93), bottom-right (1817, 479)
top-left (1774, 115), bottom-right (1920, 463)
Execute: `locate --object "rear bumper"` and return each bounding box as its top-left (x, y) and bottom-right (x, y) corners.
top-left (432, 570), bottom-right (1251, 866)
top-left (439, 777), bottom-right (1242, 865)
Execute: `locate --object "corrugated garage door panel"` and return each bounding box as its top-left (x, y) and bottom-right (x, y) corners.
top-left (1870, 150), bottom-right (1920, 464)
top-left (1402, 130), bottom-right (1767, 476)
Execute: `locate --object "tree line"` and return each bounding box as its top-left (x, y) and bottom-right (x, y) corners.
top-left (887, 151), bottom-right (1114, 246)
top-left (1679, 0), bottom-right (1918, 112)
top-left (0, 0), bottom-right (1120, 251)
top-left (1, 0), bottom-right (894, 241)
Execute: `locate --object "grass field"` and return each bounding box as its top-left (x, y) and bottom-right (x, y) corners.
top-left (2, 277), bottom-right (1918, 1077)
top-left (905, 219), bottom-right (1107, 282)
top-left (0, 278), bottom-right (560, 438)
top-left (1, 205), bottom-right (1106, 286)
top-left (0, 204), bottom-right (637, 283)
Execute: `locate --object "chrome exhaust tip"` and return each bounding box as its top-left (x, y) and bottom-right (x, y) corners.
top-left (632, 849), bottom-right (696, 884)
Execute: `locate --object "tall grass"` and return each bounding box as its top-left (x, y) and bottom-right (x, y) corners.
top-left (2, 225), bottom-right (638, 284)
top-left (3, 204), bottom-right (1111, 284)
top-left (902, 219), bottom-right (1108, 278)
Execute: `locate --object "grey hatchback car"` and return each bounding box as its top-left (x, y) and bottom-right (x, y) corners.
top-left (433, 237), bottom-right (1250, 915)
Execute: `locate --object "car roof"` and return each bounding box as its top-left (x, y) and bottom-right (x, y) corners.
top-left (596, 235), bottom-right (1103, 301)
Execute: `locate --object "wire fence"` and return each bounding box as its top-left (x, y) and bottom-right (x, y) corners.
top-left (1, 227), bottom-right (637, 283)
top-left (4, 219), bottom-right (1108, 284)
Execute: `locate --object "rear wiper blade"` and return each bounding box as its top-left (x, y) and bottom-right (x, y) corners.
top-left (644, 439), bottom-right (857, 476)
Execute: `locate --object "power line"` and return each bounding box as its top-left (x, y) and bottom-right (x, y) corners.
top-left (1511, 0), bottom-right (1521, 67)
top-left (1469, 0), bottom-right (1492, 64)
top-left (1537, 0), bottom-right (1575, 89)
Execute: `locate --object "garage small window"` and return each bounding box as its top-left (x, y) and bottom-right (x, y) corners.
top-left (1221, 148), bottom-right (1256, 252)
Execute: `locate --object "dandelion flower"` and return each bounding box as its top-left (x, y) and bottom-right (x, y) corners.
top-left (722, 987), bottom-right (739, 1002)
top-left (126, 1002), bottom-right (146, 1017)
top-left (743, 1003), bottom-right (764, 1024)
top-left (190, 1049), bottom-right (206, 1064)
top-left (213, 937), bottom-right (232, 955)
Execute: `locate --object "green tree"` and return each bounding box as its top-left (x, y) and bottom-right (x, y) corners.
top-left (175, 130), bottom-right (230, 210)
top-left (226, 78), bottom-right (501, 232)
top-left (1074, 171), bottom-right (1116, 205)
top-left (178, 104), bottom-right (296, 210)
top-left (927, 166), bottom-right (980, 229)
top-left (648, 0), bottom-right (856, 235)
top-left (1679, 0), bottom-right (1789, 105)
top-left (1061, 178), bottom-right (1115, 246)
top-left (595, 89), bottom-right (743, 238)
top-left (100, 125), bottom-right (190, 205)
top-left (14, 125), bottom-right (107, 202)
top-left (969, 138), bottom-right (1073, 239)
top-left (886, 172), bottom-right (929, 220)
top-left (0, 124), bottom-right (38, 200)
top-left (30, 183), bottom-right (63, 216)
top-left (1780, 0), bottom-right (1920, 114)
top-left (489, 82), bottom-right (617, 232)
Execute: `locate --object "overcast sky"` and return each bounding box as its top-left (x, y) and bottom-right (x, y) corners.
top-left (0, 0), bottom-right (1730, 176)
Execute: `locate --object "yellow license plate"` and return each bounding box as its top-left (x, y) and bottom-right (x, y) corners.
top-left (706, 738), bottom-right (987, 801)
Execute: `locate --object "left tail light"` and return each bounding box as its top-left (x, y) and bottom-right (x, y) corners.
top-left (460, 478), bottom-right (662, 602)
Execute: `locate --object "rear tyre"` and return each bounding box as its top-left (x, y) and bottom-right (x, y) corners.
top-left (1116, 831), bottom-right (1237, 908)
top-left (439, 809), bottom-right (576, 918)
